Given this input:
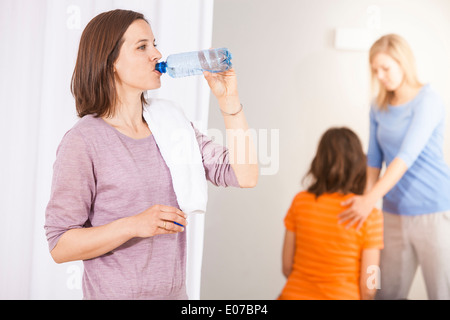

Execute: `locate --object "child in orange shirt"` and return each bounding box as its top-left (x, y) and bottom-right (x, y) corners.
top-left (279, 127), bottom-right (383, 300)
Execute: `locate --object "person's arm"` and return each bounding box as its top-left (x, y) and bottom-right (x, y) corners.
top-left (340, 94), bottom-right (443, 229)
top-left (339, 158), bottom-right (407, 229)
top-left (339, 107), bottom-right (383, 229)
top-left (203, 68), bottom-right (258, 188)
top-left (365, 166), bottom-right (381, 193)
top-left (359, 248), bottom-right (380, 300)
top-left (365, 158), bottom-right (407, 207)
top-left (281, 230), bottom-right (296, 278)
top-left (51, 205), bottom-right (187, 263)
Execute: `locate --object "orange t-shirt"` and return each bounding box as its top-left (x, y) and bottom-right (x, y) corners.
top-left (279, 192), bottom-right (383, 300)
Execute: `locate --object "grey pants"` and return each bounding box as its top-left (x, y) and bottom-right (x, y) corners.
top-left (376, 211), bottom-right (450, 300)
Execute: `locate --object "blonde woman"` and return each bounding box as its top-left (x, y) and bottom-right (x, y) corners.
top-left (339, 34), bottom-right (450, 299)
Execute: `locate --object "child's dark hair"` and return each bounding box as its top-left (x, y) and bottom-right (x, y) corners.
top-left (304, 127), bottom-right (367, 197)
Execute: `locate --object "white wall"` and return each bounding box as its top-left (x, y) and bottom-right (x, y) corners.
top-left (201, 0), bottom-right (450, 299)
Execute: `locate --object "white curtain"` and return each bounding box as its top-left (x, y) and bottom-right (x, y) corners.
top-left (0, 0), bottom-right (213, 299)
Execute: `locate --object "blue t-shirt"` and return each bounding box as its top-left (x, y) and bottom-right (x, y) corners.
top-left (367, 84), bottom-right (450, 215)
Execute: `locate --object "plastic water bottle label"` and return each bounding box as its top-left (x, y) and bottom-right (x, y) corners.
top-left (156, 48), bottom-right (232, 78)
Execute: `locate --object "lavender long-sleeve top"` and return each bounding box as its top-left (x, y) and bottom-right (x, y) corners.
top-left (44, 114), bottom-right (240, 300)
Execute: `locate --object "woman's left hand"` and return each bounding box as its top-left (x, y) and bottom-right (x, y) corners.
top-left (203, 68), bottom-right (239, 101)
top-left (338, 195), bottom-right (375, 230)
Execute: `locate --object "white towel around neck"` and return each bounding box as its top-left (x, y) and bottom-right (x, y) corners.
top-left (143, 98), bottom-right (207, 215)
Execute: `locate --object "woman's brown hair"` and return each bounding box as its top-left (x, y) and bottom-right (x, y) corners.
top-left (71, 9), bottom-right (148, 118)
top-left (304, 127), bottom-right (367, 198)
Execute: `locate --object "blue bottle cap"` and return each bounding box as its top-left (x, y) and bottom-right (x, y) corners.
top-left (155, 61), bottom-right (167, 74)
top-left (223, 49), bottom-right (232, 67)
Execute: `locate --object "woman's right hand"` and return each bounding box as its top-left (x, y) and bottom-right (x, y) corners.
top-left (130, 204), bottom-right (187, 238)
top-left (338, 195), bottom-right (375, 230)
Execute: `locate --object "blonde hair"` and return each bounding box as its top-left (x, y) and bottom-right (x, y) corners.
top-left (369, 34), bottom-right (422, 110)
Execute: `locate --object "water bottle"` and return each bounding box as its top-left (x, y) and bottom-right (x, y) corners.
top-left (155, 48), bottom-right (232, 78)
